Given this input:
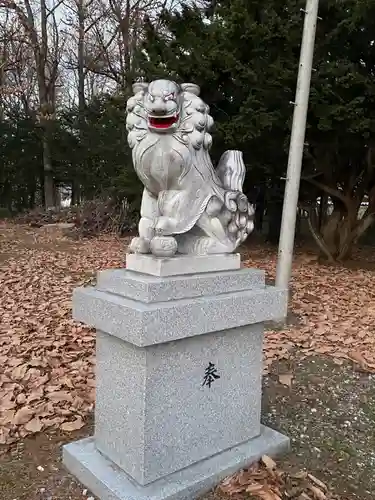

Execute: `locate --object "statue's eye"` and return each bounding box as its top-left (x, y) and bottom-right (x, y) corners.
top-left (164, 93), bottom-right (175, 101)
top-left (148, 94), bottom-right (155, 102)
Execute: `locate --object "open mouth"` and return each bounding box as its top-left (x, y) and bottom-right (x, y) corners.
top-left (148, 114), bottom-right (179, 129)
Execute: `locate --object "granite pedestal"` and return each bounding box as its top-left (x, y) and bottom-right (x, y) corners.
top-left (63, 254), bottom-right (290, 500)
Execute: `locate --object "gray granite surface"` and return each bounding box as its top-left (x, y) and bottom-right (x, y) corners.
top-left (96, 268), bottom-right (265, 303)
top-left (95, 325), bottom-right (263, 484)
top-left (63, 427), bottom-right (289, 500)
top-left (73, 285), bottom-right (287, 346)
top-left (66, 264), bottom-right (289, 499)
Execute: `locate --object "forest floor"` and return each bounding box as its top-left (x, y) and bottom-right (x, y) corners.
top-left (1, 221), bottom-right (375, 500)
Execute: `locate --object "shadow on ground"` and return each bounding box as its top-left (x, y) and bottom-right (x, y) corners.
top-left (1, 355), bottom-right (374, 500)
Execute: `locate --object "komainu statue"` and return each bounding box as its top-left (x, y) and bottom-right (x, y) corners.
top-left (126, 79), bottom-right (254, 257)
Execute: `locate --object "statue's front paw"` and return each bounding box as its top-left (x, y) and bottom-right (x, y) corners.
top-left (129, 237), bottom-right (150, 254)
top-left (150, 236), bottom-right (178, 257)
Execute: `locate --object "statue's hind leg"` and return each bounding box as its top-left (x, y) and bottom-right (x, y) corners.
top-left (176, 213), bottom-right (238, 255)
top-left (176, 233), bottom-right (237, 254)
top-left (176, 204), bottom-right (254, 255)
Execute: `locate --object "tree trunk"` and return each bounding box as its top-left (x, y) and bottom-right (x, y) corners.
top-left (318, 192), bottom-right (328, 231)
top-left (71, 180), bottom-right (81, 205)
top-left (337, 213), bottom-right (375, 261)
top-left (76, 0), bottom-right (86, 206)
top-left (118, 0), bottom-right (131, 91)
top-left (29, 188), bottom-right (36, 209)
top-left (22, 0), bottom-right (59, 210)
top-left (321, 209), bottom-right (341, 257)
top-left (319, 204), bottom-right (374, 261)
top-left (42, 133), bottom-right (55, 209)
top-left (255, 187), bottom-right (265, 232)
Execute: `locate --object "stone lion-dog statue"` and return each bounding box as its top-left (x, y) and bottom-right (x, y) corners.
top-left (126, 79), bottom-right (254, 257)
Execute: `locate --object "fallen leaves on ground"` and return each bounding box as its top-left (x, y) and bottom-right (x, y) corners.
top-left (1, 223), bottom-right (375, 444)
top-left (219, 455), bottom-right (334, 499)
top-left (242, 247), bottom-right (375, 375)
top-left (0, 224), bottom-right (125, 444)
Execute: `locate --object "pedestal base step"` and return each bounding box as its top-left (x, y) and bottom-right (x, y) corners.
top-left (63, 426), bottom-right (289, 500)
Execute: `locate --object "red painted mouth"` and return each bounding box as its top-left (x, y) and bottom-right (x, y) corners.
top-left (149, 114), bottom-right (179, 129)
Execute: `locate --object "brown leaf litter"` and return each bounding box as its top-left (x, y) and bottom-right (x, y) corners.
top-left (0, 223), bottom-right (124, 445)
top-left (242, 247), bottom-right (375, 375)
top-left (219, 455), bottom-right (337, 499)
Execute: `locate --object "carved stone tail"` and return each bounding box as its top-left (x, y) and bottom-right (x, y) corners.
top-left (214, 150), bottom-right (254, 247)
top-left (216, 150), bottom-right (246, 192)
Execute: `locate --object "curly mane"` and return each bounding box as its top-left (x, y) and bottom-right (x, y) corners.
top-left (126, 90), bottom-right (148, 148)
top-left (178, 90), bottom-right (214, 151)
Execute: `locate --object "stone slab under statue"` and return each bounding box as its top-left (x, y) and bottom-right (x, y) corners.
top-left (62, 79), bottom-right (289, 500)
top-left (126, 252), bottom-right (241, 276)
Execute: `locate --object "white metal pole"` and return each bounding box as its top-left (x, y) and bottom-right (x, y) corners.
top-left (275, 0), bottom-right (320, 290)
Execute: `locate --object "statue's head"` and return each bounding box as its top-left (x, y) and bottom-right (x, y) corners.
top-left (131, 80), bottom-right (200, 133)
top-left (126, 79), bottom-right (213, 149)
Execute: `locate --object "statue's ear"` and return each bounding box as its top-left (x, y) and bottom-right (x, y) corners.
top-left (132, 81), bottom-right (149, 94)
top-left (181, 83), bottom-right (200, 96)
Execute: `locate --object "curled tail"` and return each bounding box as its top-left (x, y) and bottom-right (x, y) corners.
top-left (216, 150), bottom-right (246, 192)
top-left (216, 150), bottom-right (255, 244)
